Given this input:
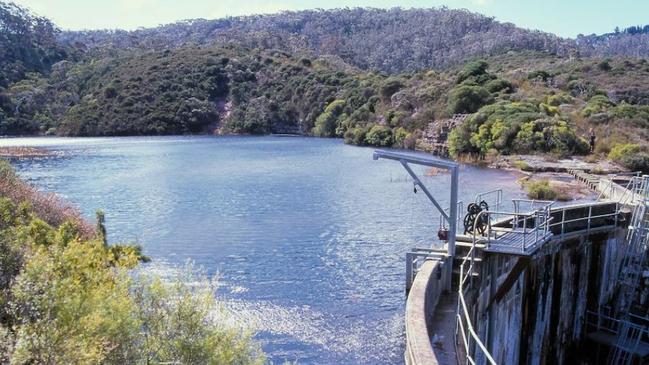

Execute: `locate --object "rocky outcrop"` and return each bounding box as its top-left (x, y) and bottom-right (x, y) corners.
top-left (417, 114), bottom-right (469, 156)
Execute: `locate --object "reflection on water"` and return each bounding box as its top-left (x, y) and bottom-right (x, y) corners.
top-left (4, 136), bottom-right (526, 364)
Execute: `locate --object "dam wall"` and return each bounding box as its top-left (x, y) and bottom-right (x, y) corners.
top-left (472, 228), bottom-right (626, 364)
top-left (404, 258), bottom-right (449, 365)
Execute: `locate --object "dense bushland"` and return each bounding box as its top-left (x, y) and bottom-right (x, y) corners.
top-left (58, 8), bottom-right (649, 73)
top-left (0, 2), bottom-right (72, 87)
top-left (0, 160), bottom-right (264, 364)
top-left (2, 1), bottom-right (649, 170)
top-left (5, 46), bottom-right (649, 167)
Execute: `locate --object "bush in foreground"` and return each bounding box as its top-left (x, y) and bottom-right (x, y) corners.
top-left (0, 160), bottom-right (264, 364)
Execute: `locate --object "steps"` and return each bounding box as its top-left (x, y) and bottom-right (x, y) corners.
top-left (569, 169), bottom-right (600, 190)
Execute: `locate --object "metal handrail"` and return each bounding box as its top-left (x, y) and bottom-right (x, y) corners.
top-left (599, 175), bottom-right (649, 204)
top-left (441, 200), bottom-right (464, 231)
top-left (512, 198), bottom-right (554, 214)
top-left (478, 201), bottom-right (621, 253)
top-left (586, 309), bottom-right (649, 337)
top-left (475, 189), bottom-right (503, 212)
top-left (453, 188), bottom-right (632, 364)
top-left (549, 202), bottom-right (620, 237)
top-left (476, 207), bottom-right (554, 254)
top-left (455, 211), bottom-right (497, 365)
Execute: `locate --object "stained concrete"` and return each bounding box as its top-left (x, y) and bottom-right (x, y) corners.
top-left (429, 292), bottom-right (458, 364)
top-left (472, 229), bottom-right (626, 364)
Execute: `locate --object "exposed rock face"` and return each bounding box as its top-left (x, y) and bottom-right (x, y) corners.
top-left (417, 114), bottom-right (469, 156)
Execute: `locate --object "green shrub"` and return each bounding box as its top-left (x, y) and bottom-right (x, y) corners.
top-left (403, 132), bottom-right (418, 150)
top-left (526, 180), bottom-right (558, 200)
top-left (379, 77), bottom-right (404, 100)
top-left (457, 60), bottom-right (489, 84)
top-left (514, 119), bottom-right (589, 157)
top-left (451, 101), bottom-right (538, 155)
top-left (608, 143), bottom-right (642, 161)
top-left (513, 160), bottom-right (532, 171)
top-left (546, 93), bottom-right (573, 106)
top-left (581, 95), bottom-right (615, 117)
top-left (597, 59), bottom-right (612, 71)
top-left (448, 128), bottom-right (473, 157)
top-left (130, 269), bottom-right (264, 365)
top-left (343, 126), bottom-right (368, 145)
top-left (0, 162), bottom-right (265, 365)
top-left (611, 103), bottom-right (649, 120)
top-left (313, 99), bottom-right (346, 137)
top-left (527, 70), bottom-right (552, 81)
top-left (393, 127), bottom-right (410, 147)
top-left (608, 143), bottom-right (649, 172)
top-left (104, 85), bottom-right (118, 98)
top-left (364, 125), bottom-right (393, 146)
top-left (448, 98), bottom-right (588, 158)
top-left (539, 103), bottom-right (559, 116)
top-left (618, 152), bottom-right (649, 172)
top-left (447, 85), bottom-right (493, 114)
top-left (485, 79), bottom-right (512, 93)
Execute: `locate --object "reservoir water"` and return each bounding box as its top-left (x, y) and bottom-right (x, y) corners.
top-left (2, 136), bottom-right (526, 364)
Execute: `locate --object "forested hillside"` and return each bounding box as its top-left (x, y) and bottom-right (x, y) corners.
top-left (60, 8), bottom-right (574, 73)
top-left (578, 26), bottom-right (649, 59)
top-left (0, 2), bottom-right (72, 86)
top-left (2, 1), bottom-right (649, 171)
top-left (59, 8), bottom-right (649, 73)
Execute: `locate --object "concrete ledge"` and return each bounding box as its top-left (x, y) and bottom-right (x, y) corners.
top-left (405, 258), bottom-right (449, 365)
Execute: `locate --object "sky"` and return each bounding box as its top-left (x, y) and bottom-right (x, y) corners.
top-left (11, 0), bottom-right (649, 38)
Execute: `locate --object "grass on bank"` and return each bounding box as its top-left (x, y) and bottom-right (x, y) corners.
top-left (524, 179), bottom-right (570, 201)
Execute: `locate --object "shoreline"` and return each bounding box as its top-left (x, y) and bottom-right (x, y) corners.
top-left (1, 136), bottom-right (624, 201)
top-left (0, 146), bottom-right (63, 159)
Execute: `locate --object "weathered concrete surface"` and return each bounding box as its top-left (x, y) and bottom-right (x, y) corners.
top-left (429, 292), bottom-right (458, 364)
top-left (404, 258), bottom-right (452, 365)
top-left (472, 229), bottom-right (625, 364)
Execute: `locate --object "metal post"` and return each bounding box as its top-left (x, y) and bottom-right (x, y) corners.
top-left (448, 165), bottom-right (459, 290)
top-left (535, 212), bottom-right (539, 244)
top-left (523, 213), bottom-right (527, 252)
top-left (405, 252), bottom-right (413, 293)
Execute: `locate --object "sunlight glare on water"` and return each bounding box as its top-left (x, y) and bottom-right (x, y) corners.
top-left (3, 136), bottom-right (527, 364)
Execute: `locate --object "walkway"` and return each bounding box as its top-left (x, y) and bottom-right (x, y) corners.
top-left (428, 292), bottom-right (458, 364)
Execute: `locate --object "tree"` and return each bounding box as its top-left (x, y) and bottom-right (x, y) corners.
top-left (379, 77), bottom-right (404, 100)
top-left (457, 60), bottom-right (489, 84)
top-left (364, 124), bottom-right (393, 146)
top-left (313, 100), bottom-right (345, 137)
top-left (448, 85), bottom-right (493, 114)
top-left (96, 210), bottom-right (107, 246)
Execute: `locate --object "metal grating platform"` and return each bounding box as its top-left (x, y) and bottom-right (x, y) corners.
top-left (484, 229), bottom-right (554, 255)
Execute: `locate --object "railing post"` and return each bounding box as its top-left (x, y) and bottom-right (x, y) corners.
top-left (488, 213), bottom-right (492, 248)
top-left (587, 205), bottom-right (592, 231)
top-left (522, 213), bottom-right (527, 252)
top-left (405, 252), bottom-right (413, 293)
top-left (535, 212), bottom-right (539, 244)
top-left (561, 208), bottom-right (566, 236)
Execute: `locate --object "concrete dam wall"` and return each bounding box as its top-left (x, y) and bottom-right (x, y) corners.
top-left (472, 228), bottom-right (626, 364)
top-left (375, 152), bottom-right (648, 365)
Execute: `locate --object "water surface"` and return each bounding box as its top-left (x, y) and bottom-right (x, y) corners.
top-left (2, 136), bottom-right (526, 364)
